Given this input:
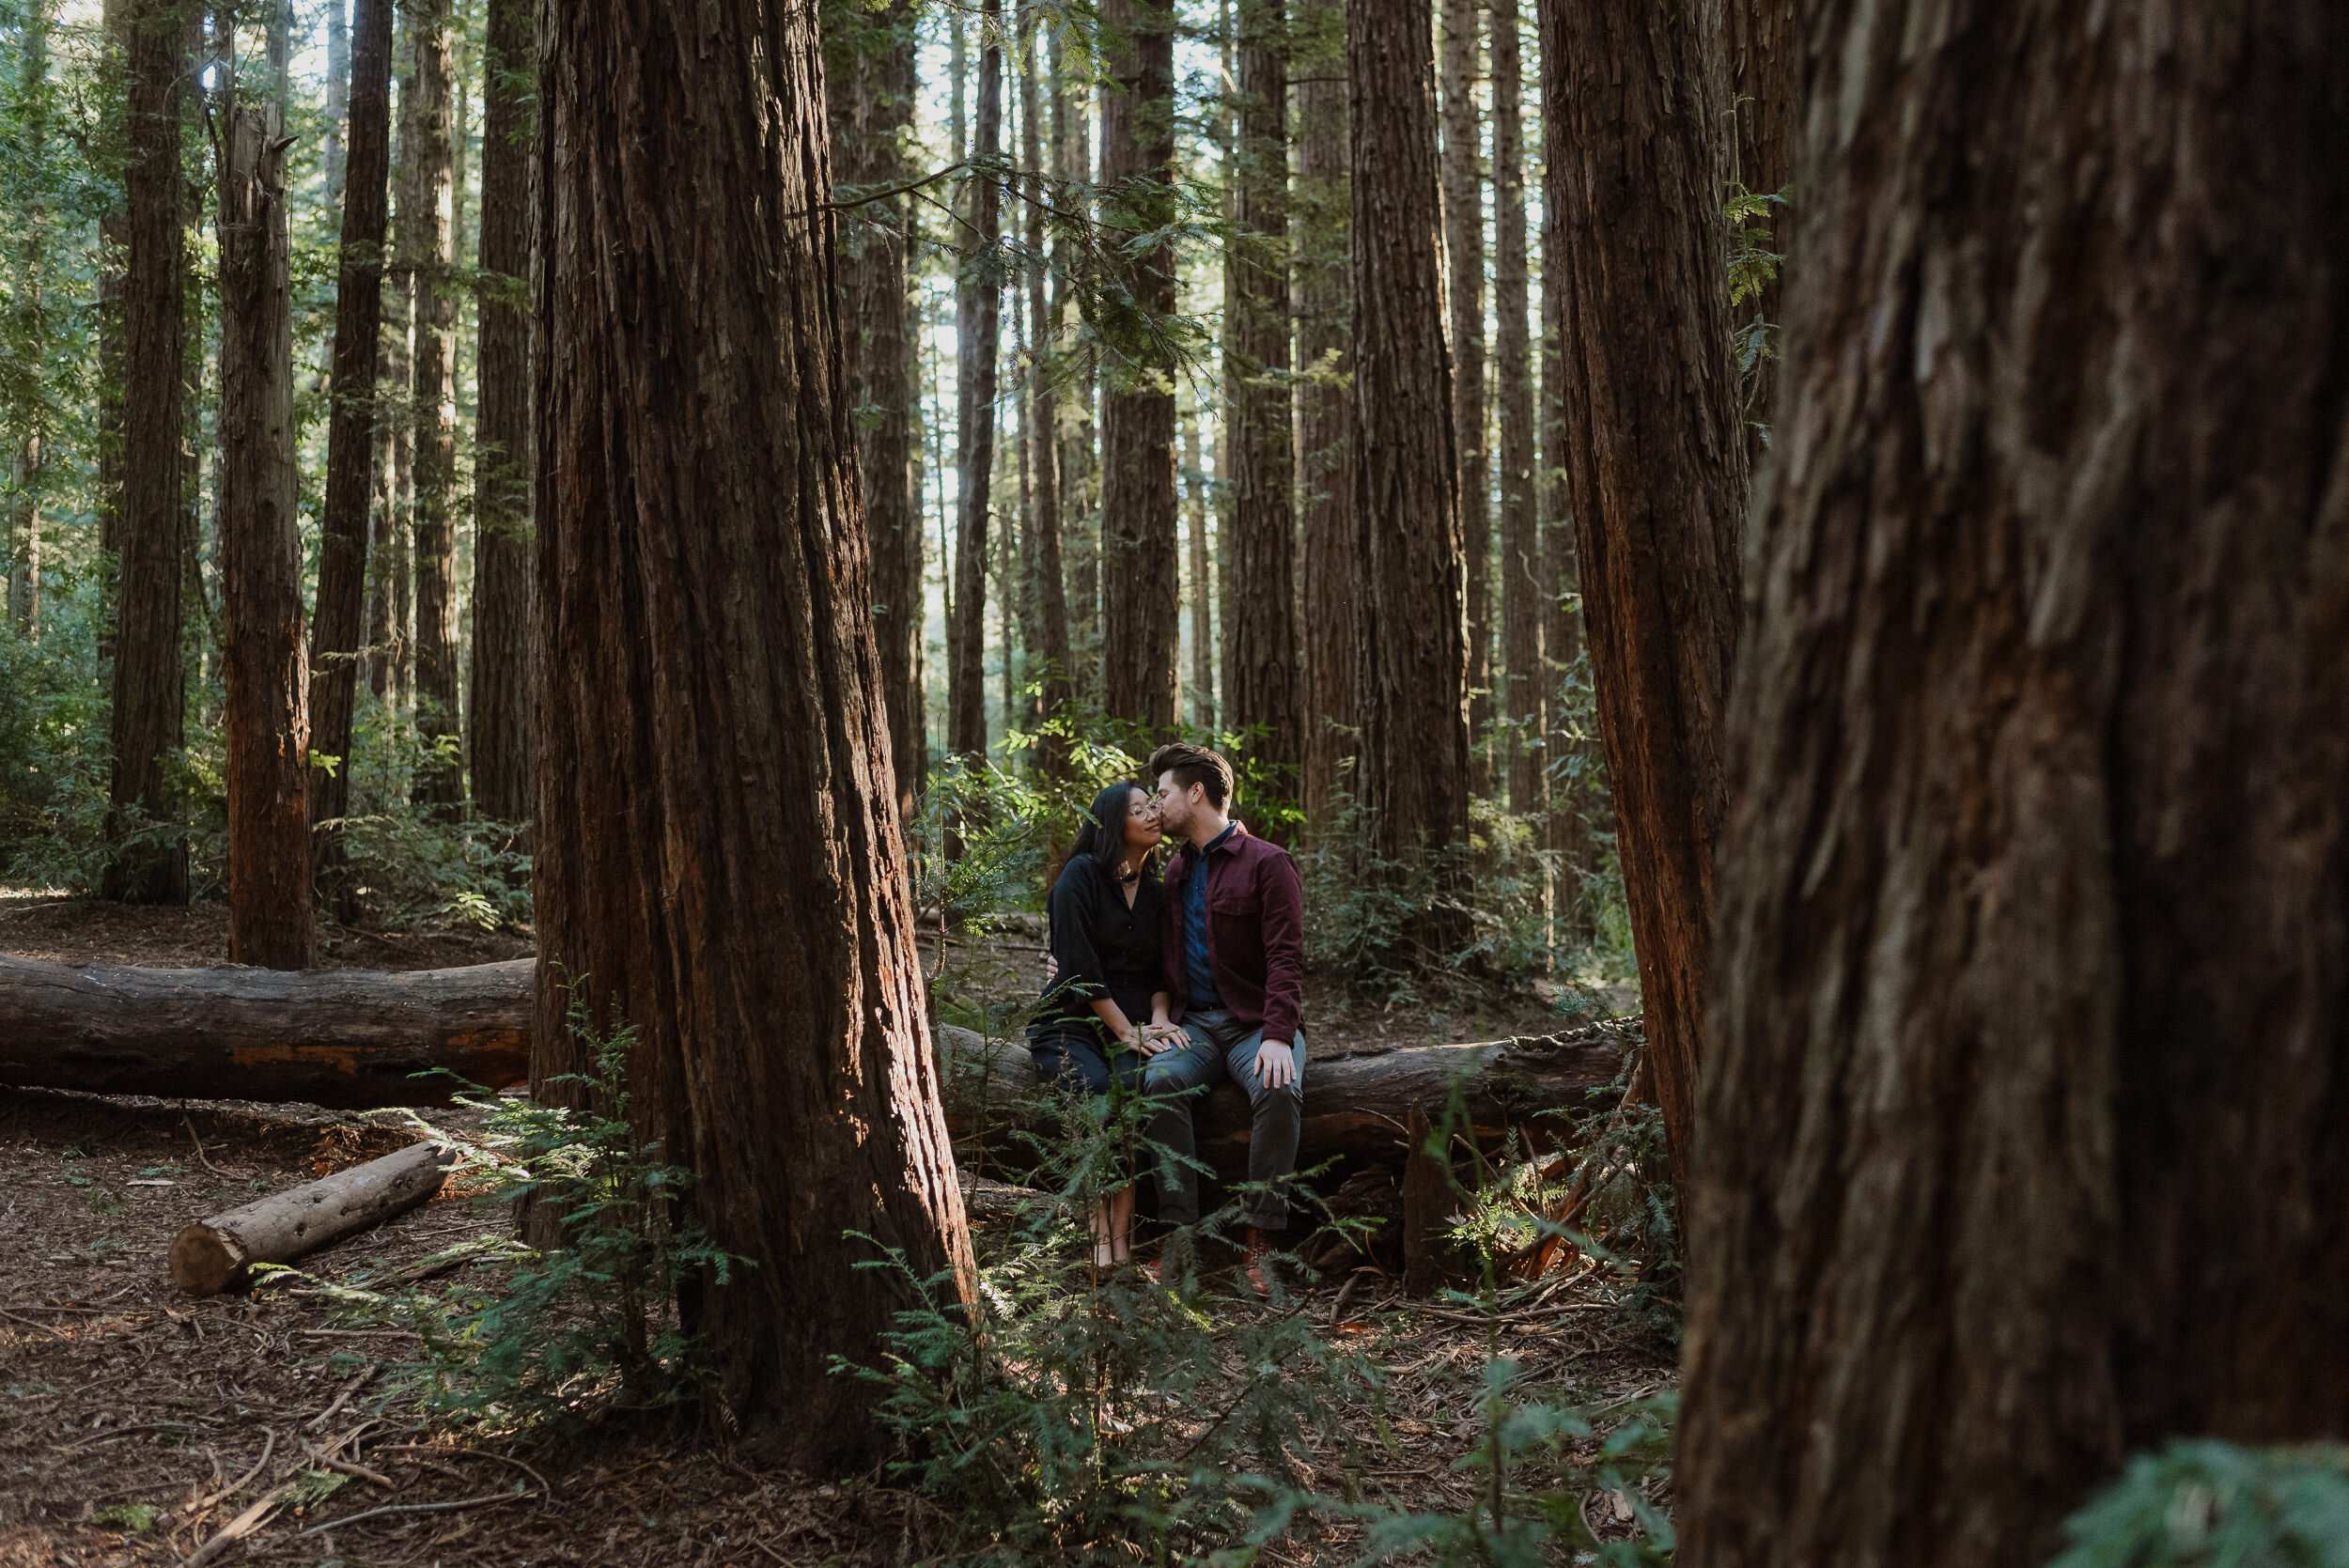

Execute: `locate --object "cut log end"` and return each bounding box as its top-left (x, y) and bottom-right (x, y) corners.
top-left (167, 1222), bottom-right (249, 1296)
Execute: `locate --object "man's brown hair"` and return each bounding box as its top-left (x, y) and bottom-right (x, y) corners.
top-left (1147, 741), bottom-right (1235, 809)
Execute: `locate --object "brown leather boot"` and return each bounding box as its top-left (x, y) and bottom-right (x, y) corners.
top-left (1243, 1227), bottom-right (1277, 1296)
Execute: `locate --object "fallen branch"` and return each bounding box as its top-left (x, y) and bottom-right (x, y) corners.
top-left (299, 1487), bottom-right (537, 1536)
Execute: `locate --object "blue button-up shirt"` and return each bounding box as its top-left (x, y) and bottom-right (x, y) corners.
top-left (1182, 822), bottom-right (1238, 1009)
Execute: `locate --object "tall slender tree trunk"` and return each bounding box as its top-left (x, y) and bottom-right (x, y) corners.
top-left (829, 0), bottom-right (926, 816)
top-left (1225, 0), bottom-right (1299, 819)
top-left (8, 3), bottom-right (51, 640)
top-left (1441, 0), bottom-right (1488, 785)
top-left (404, 0), bottom-right (460, 811)
top-left (216, 97), bottom-right (313, 970)
top-left (1017, 12), bottom-right (1073, 776)
top-left (103, 0), bottom-right (189, 907)
top-left (1097, 0), bottom-right (1180, 735)
top-left (1491, 0), bottom-right (1537, 816)
top-left (1681, 4), bottom-right (2349, 1564)
top-left (534, 0), bottom-right (974, 1467)
top-left (1541, 0), bottom-right (1747, 1205)
top-left (370, 18), bottom-right (417, 706)
top-left (1180, 399), bottom-right (1214, 731)
top-left (309, 0), bottom-right (392, 895)
top-left (468, 0), bottom-right (533, 827)
top-left (324, 0), bottom-right (348, 197)
top-left (97, 0), bottom-right (126, 647)
top-left (1537, 233), bottom-right (1591, 943)
top-left (1051, 43), bottom-right (1101, 706)
top-left (947, 5), bottom-right (1002, 761)
top-left (1293, 0), bottom-right (1353, 831)
top-left (1349, 0), bottom-right (1471, 951)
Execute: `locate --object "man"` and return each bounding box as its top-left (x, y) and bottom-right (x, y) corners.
top-left (1142, 740), bottom-right (1306, 1294)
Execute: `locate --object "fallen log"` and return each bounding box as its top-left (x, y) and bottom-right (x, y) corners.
top-left (167, 1140), bottom-right (455, 1294)
top-left (0, 955), bottom-right (531, 1108)
top-left (936, 1017), bottom-right (1638, 1172)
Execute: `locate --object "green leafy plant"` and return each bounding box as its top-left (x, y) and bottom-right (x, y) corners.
top-left (2050, 1442), bottom-right (2349, 1568)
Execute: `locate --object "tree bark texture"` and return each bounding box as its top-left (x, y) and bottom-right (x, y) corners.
top-left (0, 954), bottom-right (531, 1106)
top-left (403, 0), bottom-right (460, 810)
top-left (1181, 404), bottom-right (1213, 728)
top-left (947, 10), bottom-right (1002, 761)
top-left (1678, 4), bottom-right (2349, 1565)
top-left (1440, 0), bottom-right (1489, 784)
top-left (216, 101), bottom-right (314, 971)
top-left (102, 0), bottom-right (189, 907)
top-left (309, 0), bottom-right (392, 892)
top-left (1535, 121), bottom-right (1591, 942)
top-left (169, 1140), bottom-right (451, 1295)
top-left (1491, 0), bottom-right (1539, 816)
top-left (1540, 0), bottom-right (1746, 1202)
top-left (468, 0), bottom-right (535, 827)
top-left (1348, 0), bottom-right (1472, 941)
top-left (534, 0), bottom-right (974, 1466)
top-left (1011, 19), bottom-right (1074, 775)
top-left (1096, 0), bottom-right (1180, 735)
top-left (1225, 0), bottom-right (1299, 822)
top-left (369, 12), bottom-right (417, 706)
top-left (1293, 0), bottom-right (1353, 832)
top-left (829, 0), bottom-right (927, 815)
top-left (1051, 43), bottom-right (1102, 706)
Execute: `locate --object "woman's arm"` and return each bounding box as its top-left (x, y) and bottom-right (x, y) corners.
top-left (1090, 994), bottom-right (1139, 1043)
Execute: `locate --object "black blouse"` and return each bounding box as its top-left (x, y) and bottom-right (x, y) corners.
top-left (1037, 853), bottom-right (1165, 1032)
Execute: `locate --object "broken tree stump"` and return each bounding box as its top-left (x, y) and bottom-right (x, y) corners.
top-left (167, 1140), bottom-right (456, 1295)
top-left (0, 955), bottom-right (532, 1107)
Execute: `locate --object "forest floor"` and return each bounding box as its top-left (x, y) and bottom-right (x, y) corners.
top-left (1, 892), bottom-right (1672, 1567)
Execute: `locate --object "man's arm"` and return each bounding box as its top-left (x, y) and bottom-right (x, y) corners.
top-left (1256, 847), bottom-right (1306, 1051)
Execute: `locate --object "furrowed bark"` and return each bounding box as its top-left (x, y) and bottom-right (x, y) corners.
top-left (403, 0), bottom-right (460, 812)
top-left (1491, 0), bottom-right (1540, 818)
top-left (1293, 0), bottom-right (1353, 833)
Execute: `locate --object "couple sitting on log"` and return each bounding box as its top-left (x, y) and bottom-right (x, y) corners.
top-left (1030, 741), bottom-right (1305, 1293)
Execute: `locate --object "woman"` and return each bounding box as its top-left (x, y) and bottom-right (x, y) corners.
top-left (1032, 781), bottom-right (1181, 1265)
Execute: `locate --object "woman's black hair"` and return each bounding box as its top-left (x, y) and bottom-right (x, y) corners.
top-left (1066, 781), bottom-right (1149, 880)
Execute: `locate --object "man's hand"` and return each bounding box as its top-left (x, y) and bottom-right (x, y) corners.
top-left (1255, 1039), bottom-right (1298, 1092)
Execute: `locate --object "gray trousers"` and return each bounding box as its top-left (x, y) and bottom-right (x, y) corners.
top-left (1143, 1009), bottom-right (1306, 1231)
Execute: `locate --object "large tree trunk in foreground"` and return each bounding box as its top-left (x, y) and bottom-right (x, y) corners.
top-left (1224, 0), bottom-right (1300, 821)
top-left (1678, 5), bottom-right (2349, 1566)
top-left (947, 10), bottom-right (1002, 762)
top-left (1293, 0), bottom-right (1353, 833)
top-left (535, 0), bottom-right (973, 1467)
top-left (1349, 0), bottom-right (1472, 953)
top-left (103, 0), bottom-right (189, 908)
top-left (169, 1140), bottom-right (451, 1295)
top-left (1540, 0), bottom-right (1745, 1205)
top-left (403, 0), bottom-right (461, 811)
top-left (0, 955), bottom-right (531, 1105)
top-left (310, 0), bottom-right (393, 896)
top-left (829, 0), bottom-right (926, 815)
top-left (467, 0), bottom-right (534, 828)
top-left (1096, 0), bottom-right (1181, 735)
top-left (216, 101), bottom-right (314, 970)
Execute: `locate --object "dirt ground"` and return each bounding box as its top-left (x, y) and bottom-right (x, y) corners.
top-left (2, 894), bottom-right (1673, 1566)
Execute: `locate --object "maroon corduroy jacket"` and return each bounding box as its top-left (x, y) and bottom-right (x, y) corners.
top-left (1159, 822), bottom-right (1306, 1045)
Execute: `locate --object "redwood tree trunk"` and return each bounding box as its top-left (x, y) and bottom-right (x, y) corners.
top-left (102, 0), bottom-right (189, 908)
top-left (1293, 0), bottom-right (1353, 833)
top-left (829, 0), bottom-right (926, 815)
top-left (946, 9), bottom-right (1001, 762)
top-left (535, 0), bottom-right (974, 1467)
top-left (1535, 87), bottom-right (1590, 943)
top-left (1540, 0), bottom-right (1746, 1201)
top-left (1350, 0), bottom-right (1472, 953)
top-left (1440, 0), bottom-right (1488, 786)
top-left (1014, 12), bottom-right (1072, 776)
top-left (1680, 3), bottom-right (2349, 1563)
top-left (1180, 404), bottom-right (1212, 728)
top-left (1491, 0), bottom-right (1538, 817)
top-left (216, 100), bottom-right (313, 970)
top-left (467, 0), bottom-right (534, 827)
top-left (1096, 0), bottom-right (1180, 735)
top-left (404, 0), bottom-right (460, 811)
top-left (1224, 0), bottom-right (1299, 822)
top-left (310, 0), bottom-right (391, 890)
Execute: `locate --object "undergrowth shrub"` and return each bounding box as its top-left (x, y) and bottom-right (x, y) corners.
top-left (840, 1072), bottom-right (1378, 1563)
top-left (2051, 1443), bottom-right (2349, 1568)
top-left (303, 996), bottom-right (735, 1430)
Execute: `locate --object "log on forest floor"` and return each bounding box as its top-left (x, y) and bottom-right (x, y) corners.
top-left (0, 955), bottom-right (532, 1108)
top-left (167, 1138), bottom-right (455, 1295)
top-left (936, 1017), bottom-right (1640, 1173)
